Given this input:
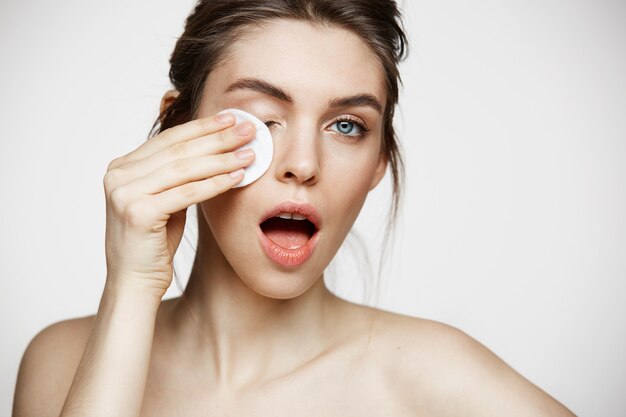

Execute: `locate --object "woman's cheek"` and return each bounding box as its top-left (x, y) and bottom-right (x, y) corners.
top-left (324, 153), bottom-right (374, 228)
top-left (326, 146), bottom-right (378, 194)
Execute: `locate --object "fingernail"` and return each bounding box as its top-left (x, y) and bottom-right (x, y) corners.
top-left (229, 168), bottom-right (244, 178)
top-left (235, 148), bottom-right (254, 160)
top-left (235, 121), bottom-right (253, 136)
top-left (215, 112), bottom-right (234, 124)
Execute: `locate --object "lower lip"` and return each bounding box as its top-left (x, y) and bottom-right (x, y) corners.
top-left (257, 227), bottom-right (319, 268)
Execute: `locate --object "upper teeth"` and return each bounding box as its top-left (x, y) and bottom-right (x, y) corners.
top-left (277, 212), bottom-right (307, 220)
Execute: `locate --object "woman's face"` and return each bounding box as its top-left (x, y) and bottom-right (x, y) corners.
top-left (196, 19), bottom-right (388, 299)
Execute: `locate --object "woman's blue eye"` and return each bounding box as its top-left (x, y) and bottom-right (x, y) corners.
top-left (331, 120), bottom-right (362, 136)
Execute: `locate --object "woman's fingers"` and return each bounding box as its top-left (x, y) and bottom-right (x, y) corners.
top-left (108, 112), bottom-right (237, 170)
top-left (107, 119), bottom-right (256, 190)
top-left (150, 170), bottom-right (246, 216)
top-left (111, 148), bottom-right (255, 202)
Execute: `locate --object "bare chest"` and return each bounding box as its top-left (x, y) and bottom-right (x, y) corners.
top-left (139, 353), bottom-right (417, 417)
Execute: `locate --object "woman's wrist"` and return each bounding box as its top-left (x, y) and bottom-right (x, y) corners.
top-left (103, 275), bottom-right (166, 307)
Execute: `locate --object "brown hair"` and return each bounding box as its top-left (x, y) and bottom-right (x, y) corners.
top-left (148, 0), bottom-right (409, 303)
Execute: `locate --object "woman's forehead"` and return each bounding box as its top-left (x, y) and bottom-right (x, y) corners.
top-left (206, 19), bottom-right (386, 108)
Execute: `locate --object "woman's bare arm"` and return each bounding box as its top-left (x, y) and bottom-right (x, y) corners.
top-left (58, 282), bottom-right (162, 417)
top-left (13, 281), bottom-right (163, 417)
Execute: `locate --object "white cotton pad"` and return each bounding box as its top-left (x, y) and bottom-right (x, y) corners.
top-left (217, 108), bottom-right (274, 188)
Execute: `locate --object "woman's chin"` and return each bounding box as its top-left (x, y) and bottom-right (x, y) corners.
top-left (237, 269), bottom-right (324, 300)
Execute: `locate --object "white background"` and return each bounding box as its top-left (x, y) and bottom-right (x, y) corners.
top-left (1, 1), bottom-right (624, 416)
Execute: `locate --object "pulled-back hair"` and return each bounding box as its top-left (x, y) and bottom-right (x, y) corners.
top-left (150, 0), bottom-right (409, 304)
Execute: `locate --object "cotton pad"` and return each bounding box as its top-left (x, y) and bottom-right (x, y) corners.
top-left (217, 108), bottom-right (273, 187)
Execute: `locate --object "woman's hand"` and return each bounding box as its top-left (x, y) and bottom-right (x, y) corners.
top-left (102, 111), bottom-right (255, 297)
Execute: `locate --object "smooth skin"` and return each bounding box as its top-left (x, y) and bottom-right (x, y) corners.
top-left (13, 19), bottom-right (577, 417)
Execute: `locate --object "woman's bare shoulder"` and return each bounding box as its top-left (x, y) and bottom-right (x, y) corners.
top-left (14, 314), bottom-right (96, 417)
top-left (363, 307), bottom-right (577, 417)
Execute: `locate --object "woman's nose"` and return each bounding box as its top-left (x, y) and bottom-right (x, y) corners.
top-left (273, 124), bottom-right (320, 186)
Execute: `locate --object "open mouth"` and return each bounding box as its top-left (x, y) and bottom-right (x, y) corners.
top-left (257, 202), bottom-right (321, 267)
top-left (259, 215), bottom-right (317, 249)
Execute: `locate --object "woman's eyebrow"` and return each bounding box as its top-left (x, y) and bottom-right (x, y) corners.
top-left (223, 77), bottom-right (383, 114)
top-left (225, 77), bottom-right (292, 102)
top-left (329, 94), bottom-right (383, 115)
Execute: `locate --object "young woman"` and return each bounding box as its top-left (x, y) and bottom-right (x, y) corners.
top-left (14, 1), bottom-right (577, 416)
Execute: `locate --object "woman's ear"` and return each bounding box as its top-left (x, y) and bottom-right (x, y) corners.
top-left (369, 152), bottom-right (388, 191)
top-left (160, 89), bottom-right (180, 115)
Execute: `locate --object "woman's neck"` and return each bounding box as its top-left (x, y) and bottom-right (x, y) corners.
top-left (158, 231), bottom-right (348, 390)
